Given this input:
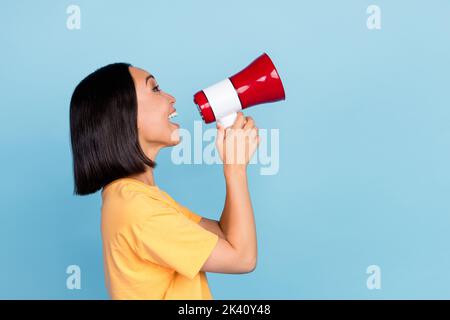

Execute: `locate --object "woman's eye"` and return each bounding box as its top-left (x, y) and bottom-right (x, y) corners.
top-left (152, 85), bottom-right (160, 92)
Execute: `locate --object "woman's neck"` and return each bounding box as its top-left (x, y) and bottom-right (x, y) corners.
top-left (128, 168), bottom-right (156, 186)
top-left (130, 143), bottom-right (161, 187)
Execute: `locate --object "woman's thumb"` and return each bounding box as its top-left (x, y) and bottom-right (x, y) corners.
top-left (216, 122), bottom-right (225, 143)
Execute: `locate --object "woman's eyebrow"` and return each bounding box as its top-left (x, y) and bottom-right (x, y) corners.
top-left (145, 74), bottom-right (155, 86)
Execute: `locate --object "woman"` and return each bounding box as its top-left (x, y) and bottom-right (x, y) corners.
top-left (69, 63), bottom-right (259, 299)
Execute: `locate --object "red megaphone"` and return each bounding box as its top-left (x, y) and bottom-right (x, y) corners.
top-left (193, 53), bottom-right (286, 127)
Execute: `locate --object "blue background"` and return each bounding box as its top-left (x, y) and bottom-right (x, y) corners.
top-left (1, 0), bottom-right (450, 299)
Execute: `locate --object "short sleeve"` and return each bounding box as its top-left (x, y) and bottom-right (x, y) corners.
top-left (178, 205), bottom-right (203, 223)
top-left (136, 205), bottom-right (219, 280)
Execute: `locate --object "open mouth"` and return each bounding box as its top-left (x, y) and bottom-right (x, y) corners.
top-left (168, 111), bottom-right (178, 120)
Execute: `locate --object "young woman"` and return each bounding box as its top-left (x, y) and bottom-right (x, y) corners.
top-left (69, 63), bottom-right (259, 299)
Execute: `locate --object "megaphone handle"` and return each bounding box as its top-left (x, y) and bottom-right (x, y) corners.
top-left (218, 112), bottom-right (238, 128)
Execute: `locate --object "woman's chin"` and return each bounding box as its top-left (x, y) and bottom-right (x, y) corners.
top-left (168, 125), bottom-right (181, 146)
top-left (168, 137), bottom-right (181, 146)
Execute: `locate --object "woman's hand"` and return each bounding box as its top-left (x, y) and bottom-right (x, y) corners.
top-left (215, 112), bottom-right (260, 173)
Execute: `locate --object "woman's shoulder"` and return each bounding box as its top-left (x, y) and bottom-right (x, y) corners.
top-left (101, 178), bottom-right (201, 229)
top-left (102, 178), bottom-right (176, 213)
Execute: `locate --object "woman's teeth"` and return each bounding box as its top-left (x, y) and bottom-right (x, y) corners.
top-left (168, 111), bottom-right (178, 120)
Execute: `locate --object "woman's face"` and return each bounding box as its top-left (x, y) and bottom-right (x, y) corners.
top-left (129, 66), bottom-right (180, 153)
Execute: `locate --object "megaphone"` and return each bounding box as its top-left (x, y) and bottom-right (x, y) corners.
top-left (193, 53), bottom-right (286, 127)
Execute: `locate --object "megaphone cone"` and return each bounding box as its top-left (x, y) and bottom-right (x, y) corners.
top-left (194, 53), bottom-right (285, 127)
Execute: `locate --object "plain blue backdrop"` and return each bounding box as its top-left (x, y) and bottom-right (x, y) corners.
top-left (1, 0), bottom-right (450, 299)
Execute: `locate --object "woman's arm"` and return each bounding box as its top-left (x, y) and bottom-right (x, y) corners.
top-left (198, 217), bottom-right (226, 240)
top-left (200, 112), bottom-right (259, 274)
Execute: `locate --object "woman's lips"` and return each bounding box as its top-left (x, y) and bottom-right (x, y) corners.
top-left (168, 110), bottom-right (178, 119)
top-left (168, 109), bottom-right (179, 127)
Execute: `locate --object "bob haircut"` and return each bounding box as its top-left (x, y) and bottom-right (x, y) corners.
top-left (70, 62), bottom-right (156, 196)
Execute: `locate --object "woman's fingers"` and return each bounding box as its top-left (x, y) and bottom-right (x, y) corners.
top-left (243, 116), bottom-right (254, 130)
top-left (216, 122), bottom-right (225, 140)
top-left (215, 122), bottom-right (225, 151)
top-left (231, 112), bottom-right (245, 129)
top-left (217, 113), bottom-right (260, 166)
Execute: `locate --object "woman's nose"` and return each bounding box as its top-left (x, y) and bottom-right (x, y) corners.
top-left (165, 92), bottom-right (176, 104)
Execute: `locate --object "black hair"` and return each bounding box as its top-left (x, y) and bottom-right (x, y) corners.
top-left (70, 62), bottom-right (156, 195)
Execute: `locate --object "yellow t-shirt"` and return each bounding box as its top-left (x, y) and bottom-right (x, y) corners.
top-left (100, 178), bottom-right (219, 300)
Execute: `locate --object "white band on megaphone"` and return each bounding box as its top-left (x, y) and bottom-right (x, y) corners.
top-left (217, 112), bottom-right (238, 128)
top-left (203, 78), bottom-right (242, 120)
